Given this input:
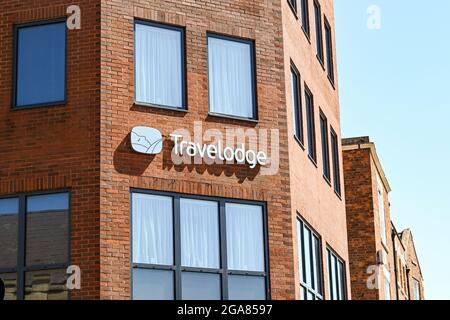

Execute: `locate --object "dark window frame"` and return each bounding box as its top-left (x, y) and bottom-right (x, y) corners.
top-left (297, 215), bottom-right (324, 300)
top-left (304, 84), bottom-right (317, 164)
top-left (130, 188), bottom-right (270, 300)
top-left (0, 190), bottom-right (71, 300)
top-left (134, 19), bottom-right (188, 112)
top-left (207, 32), bottom-right (258, 122)
top-left (319, 110), bottom-right (331, 183)
top-left (288, 0), bottom-right (298, 16)
top-left (326, 246), bottom-right (347, 300)
top-left (300, 0), bottom-right (310, 39)
top-left (290, 62), bottom-right (304, 147)
top-left (324, 17), bottom-right (335, 86)
top-left (330, 127), bottom-right (341, 197)
top-left (12, 18), bottom-right (67, 110)
top-left (313, 1), bottom-right (324, 65)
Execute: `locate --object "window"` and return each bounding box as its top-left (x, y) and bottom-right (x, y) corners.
top-left (297, 218), bottom-right (323, 300)
top-left (320, 111), bottom-right (330, 181)
top-left (413, 279), bottom-right (421, 300)
top-left (300, 0), bottom-right (310, 37)
top-left (305, 86), bottom-right (316, 163)
top-left (324, 18), bottom-right (335, 84)
top-left (288, 0), bottom-right (297, 14)
top-left (314, 1), bottom-right (324, 63)
top-left (131, 191), bottom-right (268, 300)
top-left (330, 127), bottom-right (341, 196)
top-left (135, 21), bottom-right (185, 109)
top-left (291, 64), bottom-right (303, 144)
top-left (0, 192), bottom-right (70, 300)
top-left (327, 248), bottom-right (346, 300)
top-left (14, 21), bottom-right (66, 108)
top-left (377, 175), bottom-right (387, 244)
top-left (208, 34), bottom-right (257, 120)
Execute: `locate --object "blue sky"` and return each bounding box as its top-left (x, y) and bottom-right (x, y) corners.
top-left (335, 0), bottom-right (450, 300)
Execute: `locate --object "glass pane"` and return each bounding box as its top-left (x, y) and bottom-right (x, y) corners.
top-left (16, 22), bottom-right (65, 107)
top-left (303, 226), bottom-right (312, 286)
top-left (313, 235), bottom-right (323, 294)
top-left (338, 261), bottom-right (345, 300)
top-left (135, 23), bottom-right (183, 108)
top-left (25, 269), bottom-right (68, 300)
top-left (0, 198), bottom-right (19, 269)
top-left (226, 203), bottom-right (264, 272)
top-left (132, 193), bottom-right (173, 265)
top-left (181, 199), bottom-right (220, 268)
top-left (182, 272), bottom-right (221, 300)
top-left (299, 285), bottom-right (306, 300)
top-left (26, 194), bottom-right (69, 266)
top-left (27, 193), bottom-right (69, 212)
top-left (132, 268), bottom-right (174, 300)
top-left (228, 275), bottom-right (266, 300)
top-left (297, 220), bottom-right (304, 283)
top-left (0, 273), bottom-right (17, 300)
top-left (208, 36), bottom-right (254, 118)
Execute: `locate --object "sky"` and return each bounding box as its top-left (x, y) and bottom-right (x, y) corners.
top-left (334, 0), bottom-right (450, 300)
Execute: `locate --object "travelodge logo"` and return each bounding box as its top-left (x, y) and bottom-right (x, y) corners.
top-left (130, 123), bottom-right (280, 176)
top-left (131, 126), bottom-right (164, 155)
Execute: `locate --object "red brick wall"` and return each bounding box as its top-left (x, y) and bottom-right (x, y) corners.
top-left (343, 147), bottom-right (378, 299)
top-left (99, 0), bottom-right (296, 300)
top-left (0, 1), bottom-right (101, 299)
top-left (282, 0), bottom-right (350, 299)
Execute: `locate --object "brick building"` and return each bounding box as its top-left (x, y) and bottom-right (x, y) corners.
top-left (342, 137), bottom-right (425, 300)
top-left (0, 0), bottom-right (350, 300)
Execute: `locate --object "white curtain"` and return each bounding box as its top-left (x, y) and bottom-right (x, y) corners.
top-left (226, 203), bottom-right (264, 272)
top-left (135, 23), bottom-right (182, 108)
top-left (132, 193), bottom-right (173, 265)
top-left (180, 199), bottom-right (220, 268)
top-left (208, 37), bottom-right (253, 118)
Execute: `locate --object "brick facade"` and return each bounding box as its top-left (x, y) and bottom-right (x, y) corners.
top-left (1, 0), bottom-right (349, 300)
top-left (343, 137), bottom-right (425, 300)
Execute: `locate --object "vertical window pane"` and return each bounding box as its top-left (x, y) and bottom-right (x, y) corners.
top-left (132, 269), bottom-right (174, 300)
top-left (297, 220), bottom-right (305, 283)
top-left (16, 22), bottom-right (65, 107)
top-left (303, 226), bottom-right (312, 286)
top-left (313, 235), bottom-right (322, 294)
top-left (320, 113), bottom-right (330, 180)
top-left (291, 67), bottom-right (303, 142)
top-left (0, 198), bottom-right (19, 269)
top-left (305, 88), bottom-right (316, 161)
top-left (377, 176), bottom-right (387, 244)
top-left (208, 36), bottom-right (255, 119)
top-left (182, 272), bottom-right (221, 300)
top-left (301, 0), bottom-right (310, 35)
top-left (26, 193), bottom-right (69, 266)
top-left (25, 269), bottom-right (68, 300)
top-left (132, 193), bottom-right (173, 265)
top-left (226, 203), bottom-right (264, 272)
top-left (314, 1), bottom-right (324, 62)
top-left (135, 22), bottom-right (183, 109)
top-left (325, 20), bottom-right (334, 82)
top-left (180, 199), bottom-right (220, 268)
top-left (331, 129), bottom-right (341, 195)
top-left (289, 0), bottom-right (297, 12)
top-left (228, 275), bottom-right (266, 300)
top-left (0, 273), bottom-right (17, 300)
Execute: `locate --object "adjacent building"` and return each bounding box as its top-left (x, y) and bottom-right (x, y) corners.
top-left (342, 137), bottom-right (425, 300)
top-left (0, 0), bottom-right (350, 300)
